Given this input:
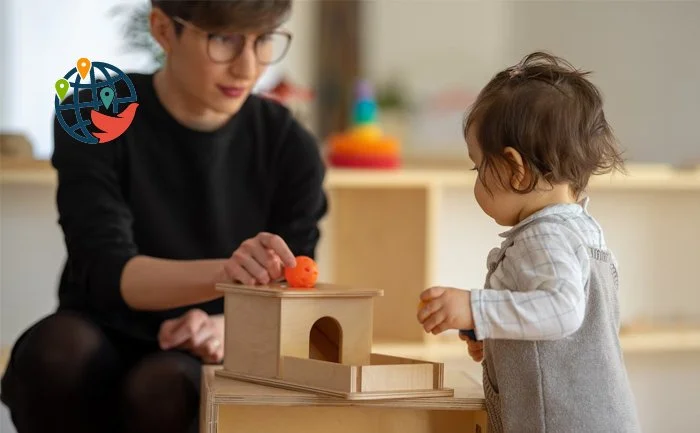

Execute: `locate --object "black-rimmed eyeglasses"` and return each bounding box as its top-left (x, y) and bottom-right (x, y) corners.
top-left (172, 16), bottom-right (292, 65)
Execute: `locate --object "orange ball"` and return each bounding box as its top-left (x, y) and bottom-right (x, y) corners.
top-left (284, 256), bottom-right (319, 289)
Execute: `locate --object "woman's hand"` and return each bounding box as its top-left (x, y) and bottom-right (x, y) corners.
top-left (219, 232), bottom-right (297, 285)
top-left (459, 331), bottom-right (484, 362)
top-left (158, 309), bottom-right (224, 364)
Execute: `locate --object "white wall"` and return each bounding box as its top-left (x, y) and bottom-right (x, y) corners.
top-left (0, 0), bottom-right (11, 128)
top-left (363, 0), bottom-right (511, 98)
top-left (362, 0), bottom-right (514, 155)
top-left (506, 0), bottom-right (700, 166)
top-left (362, 0), bottom-right (700, 166)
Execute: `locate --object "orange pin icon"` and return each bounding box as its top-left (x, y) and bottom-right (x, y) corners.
top-left (76, 58), bottom-right (91, 79)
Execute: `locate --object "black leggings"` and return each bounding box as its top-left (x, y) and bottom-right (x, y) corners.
top-left (0, 311), bottom-right (201, 433)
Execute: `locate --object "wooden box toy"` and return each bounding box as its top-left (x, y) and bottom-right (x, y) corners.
top-left (214, 282), bottom-right (454, 400)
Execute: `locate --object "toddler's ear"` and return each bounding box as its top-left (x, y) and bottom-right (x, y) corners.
top-left (502, 147), bottom-right (527, 190)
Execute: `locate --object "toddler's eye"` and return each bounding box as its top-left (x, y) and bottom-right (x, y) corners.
top-left (471, 165), bottom-right (478, 171)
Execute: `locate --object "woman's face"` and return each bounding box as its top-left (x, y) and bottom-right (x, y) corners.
top-left (151, 9), bottom-right (276, 117)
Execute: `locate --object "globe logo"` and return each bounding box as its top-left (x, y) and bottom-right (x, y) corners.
top-left (54, 57), bottom-right (138, 144)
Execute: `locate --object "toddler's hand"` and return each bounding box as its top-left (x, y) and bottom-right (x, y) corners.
top-left (417, 287), bottom-right (474, 335)
top-left (459, 331), bottom-right (484, 362)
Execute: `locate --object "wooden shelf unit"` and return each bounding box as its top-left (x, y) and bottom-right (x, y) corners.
top-left (323, 160), bottom-right (700, 343)
top-left (372, 324), bottom-right (700, 359)
top-left (1, 158), bottom-right (56, 185)
top-left (3, 157), bottom-right (700, 346)
top-left (3, 158), bottom-right (700, 190)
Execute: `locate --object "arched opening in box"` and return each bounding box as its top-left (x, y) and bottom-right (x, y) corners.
top-left (309, 316), bottom-right (342, 363)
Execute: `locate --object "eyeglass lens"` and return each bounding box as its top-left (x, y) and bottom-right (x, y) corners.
top-left (208, 33), bottom-right (290, 64)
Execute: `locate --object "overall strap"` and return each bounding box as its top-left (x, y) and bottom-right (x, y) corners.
top-left (501, 214), bottom-right (614, 265)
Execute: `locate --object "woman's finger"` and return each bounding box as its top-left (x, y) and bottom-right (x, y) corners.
top-left (166, 309), bottom-right (208, 349)
top-left (224, 259), bottom-right (256, 286)
top-left (189, 322), bottom-right (215, 348)
top-left (257, 232), bottom-right (296, 268)
top-left (158, 318), bottom-right (179, 349)
top-left (232, 245), bottom-right (270, 284)
top-left (247, 242), bottom-right (284, 282)
top-left (264, 249), bottom-right (284, 281)
top-left (199, 336), bottom-right (223, 364)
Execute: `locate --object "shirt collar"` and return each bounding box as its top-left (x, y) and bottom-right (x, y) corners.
top-left (498, 196), bottom-right (590, 239)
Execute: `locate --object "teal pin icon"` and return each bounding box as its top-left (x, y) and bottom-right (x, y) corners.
top-left (100, 87), bottom-right (115, 110)
top-left (55, 78), bottom-right (69, 101)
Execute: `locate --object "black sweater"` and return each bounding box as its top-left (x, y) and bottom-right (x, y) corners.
top-left (51, 72), bottom-right (328, 342)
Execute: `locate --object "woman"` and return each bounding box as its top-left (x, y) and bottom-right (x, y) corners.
top-left (0, 1), bottom-right (327, 432)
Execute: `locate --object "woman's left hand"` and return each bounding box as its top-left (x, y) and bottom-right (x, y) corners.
top-left (158, 309), bottom-right (224, 364)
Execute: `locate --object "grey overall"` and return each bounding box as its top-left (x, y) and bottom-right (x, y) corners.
top-left (482, 217), bottom-right (641, 433)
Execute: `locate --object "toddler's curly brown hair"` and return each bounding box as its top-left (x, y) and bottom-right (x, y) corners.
top-left (464, 51), bottom-right (625, 197)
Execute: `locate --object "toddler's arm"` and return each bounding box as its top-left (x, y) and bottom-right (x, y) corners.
top-left (471, 222), bottom-right (590, 341)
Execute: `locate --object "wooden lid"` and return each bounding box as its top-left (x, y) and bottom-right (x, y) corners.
top-left (216, 282), bottom-right (383, 298)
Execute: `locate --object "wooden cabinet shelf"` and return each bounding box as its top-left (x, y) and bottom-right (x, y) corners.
top-left (372, 325), bottom-right (700, 360)
top-left (4, 158), bottom-right (699, 348)
top-left (3, 158), bottom-right (700, 190)
top-left (320, 160), bottom-right (700, 343)
top-left (0, 159), bottom-right (56, 185)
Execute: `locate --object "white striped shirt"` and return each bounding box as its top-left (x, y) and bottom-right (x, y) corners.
top-left (471, 197), bottom-right (611, 340)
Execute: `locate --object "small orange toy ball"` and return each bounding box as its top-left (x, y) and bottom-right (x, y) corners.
top-left (284, 256), bottom-right (319, 289)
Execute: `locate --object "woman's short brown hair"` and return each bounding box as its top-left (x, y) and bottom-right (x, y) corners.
top-left (463, 51), bottom-right (624, 197)
top-left (151, 0), bottom-right (292, 33)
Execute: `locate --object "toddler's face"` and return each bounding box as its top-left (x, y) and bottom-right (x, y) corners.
top-left (466, 128), bottom-right (527, 227)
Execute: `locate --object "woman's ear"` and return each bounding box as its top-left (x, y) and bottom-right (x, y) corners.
top-left (502, 147), bottom-right (527, 190)
top-left (149, 7), bottom-right (173, 54)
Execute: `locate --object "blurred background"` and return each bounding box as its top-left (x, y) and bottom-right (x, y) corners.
top-left (1, 1), bottom-right (699, 432)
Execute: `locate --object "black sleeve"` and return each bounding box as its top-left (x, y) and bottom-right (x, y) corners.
top-left (267, 119), bottom-right (329, 259)
top-left (51, 113), bottom-right (139, 313)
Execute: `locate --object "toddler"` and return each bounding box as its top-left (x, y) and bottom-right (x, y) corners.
top-left (417, 52), bottom-right (641, 433)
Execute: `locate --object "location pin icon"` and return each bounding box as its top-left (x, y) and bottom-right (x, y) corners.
top-left (100, 87), bottom-right (115, 110)
top-left (77, 57), bottom-right (91, 79)
top-left (55, 78), bottom-right (69, 101)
